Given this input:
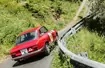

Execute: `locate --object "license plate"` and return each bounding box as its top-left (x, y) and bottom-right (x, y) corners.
top-left (21, 49), bottom-right (28, 55)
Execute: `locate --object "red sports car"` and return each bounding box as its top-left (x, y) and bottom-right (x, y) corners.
top-left (10, 26), bottom-right (58, 62)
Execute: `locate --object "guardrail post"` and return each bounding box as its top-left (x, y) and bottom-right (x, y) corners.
top-left (71, 28), bottom-right (76, 35)
top-left (70, 59), bottom-right (92, 68)
top-left (61, 39), bottom-right (66, 47)
top-left (77, 52), bottom-right (88, 59)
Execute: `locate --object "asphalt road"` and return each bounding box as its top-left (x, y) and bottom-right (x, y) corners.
top-left (0, 52), bottom-right (54, 68)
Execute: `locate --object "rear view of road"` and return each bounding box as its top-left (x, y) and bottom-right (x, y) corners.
top-left (0, 53), bottom-right (53, 68)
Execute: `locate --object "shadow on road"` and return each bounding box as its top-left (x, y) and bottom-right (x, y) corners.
top-left (13, 54), bottom-right (46, 67)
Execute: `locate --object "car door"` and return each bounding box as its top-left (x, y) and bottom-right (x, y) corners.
top-left (38, 26), bottom-right (48, 49)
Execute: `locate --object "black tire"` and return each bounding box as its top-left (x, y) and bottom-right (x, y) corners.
top-left (17, 60), bottom-right (22, 63)
top-left (54, 40), bottom-right (58, 45)
top-left (56, 32), bottom-right (59, 40)
top-left (44, 43), bottom-right (50, 56)
top-left (54, 33), bottom-right (58, 45)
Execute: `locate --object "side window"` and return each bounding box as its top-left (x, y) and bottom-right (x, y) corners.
top-left (40, 27), bottom-right (48, 35)
top-left (21, 35), bottom-right (25, 42)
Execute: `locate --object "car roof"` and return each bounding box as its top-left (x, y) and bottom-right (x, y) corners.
top-left (18, 26), bottom-right (42, 36)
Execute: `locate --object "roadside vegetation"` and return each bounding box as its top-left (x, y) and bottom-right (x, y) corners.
top-left (66, 28), bottom-right (105, 64)
top-left (52, 22), bottom-right (105, 67)
top-left (0, 0), bottom-right (80, 62)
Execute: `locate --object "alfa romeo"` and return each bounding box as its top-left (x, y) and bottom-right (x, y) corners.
top-left (10, 26), bottom-right (58, 62)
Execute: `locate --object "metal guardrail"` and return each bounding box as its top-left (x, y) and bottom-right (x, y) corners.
top-left (58, 15), bottom-right (105, 68)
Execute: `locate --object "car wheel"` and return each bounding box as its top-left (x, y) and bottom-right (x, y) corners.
top-left (54, 40), bottom-right (58, 45)
top-left (17, 60), bottom-right (22, 63)
top-left (54, 34), bottom-right (58, 45)
top-left (44, 43), bottom-right (50, 56)
top-left (17, 59), bottom-right (23, 63)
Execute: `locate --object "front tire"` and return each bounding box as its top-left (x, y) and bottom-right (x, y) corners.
top-left (54, 33), bottom-right (58, 45)
top-left (54, 40), bottom-right (58, 45)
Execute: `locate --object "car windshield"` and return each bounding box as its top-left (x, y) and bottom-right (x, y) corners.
top-left (16, 31), bottom-right (38, 45)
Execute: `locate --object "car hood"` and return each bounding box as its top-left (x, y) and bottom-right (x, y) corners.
top-left (10, 39), bottom-right (38, 53)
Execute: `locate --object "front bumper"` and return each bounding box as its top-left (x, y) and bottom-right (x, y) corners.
top-left (12, 47), bottom-right (45, 61)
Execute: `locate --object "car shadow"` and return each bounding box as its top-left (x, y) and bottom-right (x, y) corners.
top-left (13, 54), bottom-right (45, 67)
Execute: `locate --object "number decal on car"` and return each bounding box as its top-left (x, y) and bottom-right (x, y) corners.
top-left (48, 30), bottom-right (54, 42)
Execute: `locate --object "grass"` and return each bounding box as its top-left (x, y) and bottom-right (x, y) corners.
top-left (66, 28), bottom-right (105, 64)
top-left (0, 45), bottom-right (13, 61)
top-left (51, 51), bottom-right (73, 68)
